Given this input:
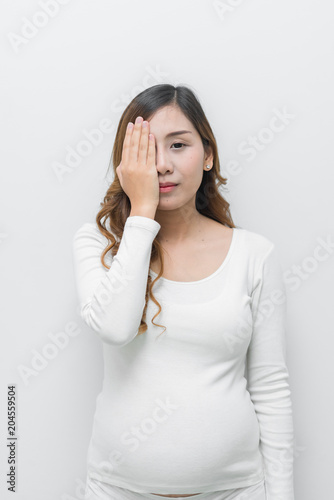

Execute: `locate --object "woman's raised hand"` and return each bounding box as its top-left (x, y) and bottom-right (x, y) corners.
top-left (116, 116), bottom-right (159, 213)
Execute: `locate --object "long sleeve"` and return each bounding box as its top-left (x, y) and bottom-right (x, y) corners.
top-left (246, 243), bottom-right (295, 500)
top-left (72, 215), bottom-right (161, 346)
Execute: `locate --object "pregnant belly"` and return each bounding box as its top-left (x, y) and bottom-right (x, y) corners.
top-left (90, 384), bottom-right (261, 490)
top-left (150, 494), bottom-right (201, 497)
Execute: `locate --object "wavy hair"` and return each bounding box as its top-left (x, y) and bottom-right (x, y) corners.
top-left (96, 83), bottom-right (235, 338)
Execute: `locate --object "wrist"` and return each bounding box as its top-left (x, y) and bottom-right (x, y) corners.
top-left (129, 206), bottom-right (157, 220)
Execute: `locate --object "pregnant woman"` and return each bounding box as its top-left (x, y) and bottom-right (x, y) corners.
top-left (72, 83), bottom-right (295, 500)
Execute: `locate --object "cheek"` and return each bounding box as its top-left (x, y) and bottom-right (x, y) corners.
top-left (182, 152), bottom-right (204, 182)
top-left (180, 148), bottom-right (203, 168)
top-left (171, 147), bottom-right (204, 188)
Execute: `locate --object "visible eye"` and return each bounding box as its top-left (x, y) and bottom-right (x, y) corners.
top-left (171, 142), bottom-right (186, 149)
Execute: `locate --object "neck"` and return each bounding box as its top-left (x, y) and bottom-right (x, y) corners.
top-left (154, 207), bottom-right (207, 245)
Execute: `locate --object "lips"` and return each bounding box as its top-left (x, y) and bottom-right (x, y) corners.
top-left (159, 183), bottom-right (177, 187)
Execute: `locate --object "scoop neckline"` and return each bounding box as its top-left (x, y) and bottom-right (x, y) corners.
top-left (149, 227), bottom-right (238, 285)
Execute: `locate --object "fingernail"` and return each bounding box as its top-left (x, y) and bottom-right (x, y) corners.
top-left (135, 116), bottom-right (143, 124)
top-left (142, 121), bottom-right (148, 128)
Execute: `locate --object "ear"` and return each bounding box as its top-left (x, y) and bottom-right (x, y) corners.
top-left (203, 144), bottom-right (214, 166)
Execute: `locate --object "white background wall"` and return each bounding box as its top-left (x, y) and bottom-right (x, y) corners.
top-left (1, 1), bottom-right (333, 499)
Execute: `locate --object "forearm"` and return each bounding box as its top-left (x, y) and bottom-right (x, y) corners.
top-left (248, 364), bottom-right (295, 499)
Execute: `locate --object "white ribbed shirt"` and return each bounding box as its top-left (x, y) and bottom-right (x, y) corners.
top-left (72, 215), bottom-right (294, 498)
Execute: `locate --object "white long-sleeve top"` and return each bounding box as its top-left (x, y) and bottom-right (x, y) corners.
top-left (72, 215), bottom-right (295, 498)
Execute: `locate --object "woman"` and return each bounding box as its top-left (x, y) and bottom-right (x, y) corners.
top-left (72, 84), bottom-right (295, 500)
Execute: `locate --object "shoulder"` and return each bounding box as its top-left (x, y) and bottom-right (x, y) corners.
top-left (73, 221), bottom-right (99, 238)
top-left (236, 227), bottom-right (275, 254)
top-left (234, 226), bottom-right (282, 275)
top-left (207, 220), bottom-right (276, 261)
top-left (235, 227), bottom-right (286, 289)
top-left (72, 222), bottom-right (110, 248)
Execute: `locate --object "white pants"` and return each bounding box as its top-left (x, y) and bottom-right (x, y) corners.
top-left (84, 477), bottom-right (266, 500)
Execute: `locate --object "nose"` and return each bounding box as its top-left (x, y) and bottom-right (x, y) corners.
top-left (155, 146), bottom-right (174, 175)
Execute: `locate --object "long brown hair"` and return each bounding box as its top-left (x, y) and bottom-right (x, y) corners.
top-left (96, 83), bottom-right (235, 338)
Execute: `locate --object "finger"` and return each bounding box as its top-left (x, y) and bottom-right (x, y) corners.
top-left (147, 133), bottom-right (156, 167)
top-left (129, 117), bottom-right (143, 164)
top-left (138, 121), bottom-right (149, 165)
top-left (122, 123), bottom-right (133, 165)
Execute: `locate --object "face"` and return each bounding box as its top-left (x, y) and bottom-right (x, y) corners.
top-left (147, 105), bottom-right (212, 211)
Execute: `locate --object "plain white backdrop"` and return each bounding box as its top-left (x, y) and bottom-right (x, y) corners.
top-left (1, 1), bottom-right (333, 499)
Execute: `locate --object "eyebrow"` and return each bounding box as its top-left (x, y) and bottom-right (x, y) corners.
top-left (165, 130), bottom-right (193, 138)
